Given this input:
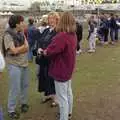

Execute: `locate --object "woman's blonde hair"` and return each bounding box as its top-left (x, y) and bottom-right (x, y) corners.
top-left (40, 15), bottom-right (48, 26)
top-left (56, 12), bottom-right (76, 33)
top-left (48, 12), bottom-right (60, 24)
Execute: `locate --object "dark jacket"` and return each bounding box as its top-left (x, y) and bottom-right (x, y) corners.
top-left (27, 25), bottom-right (39, 46)
top-left (100, 19), bottom-right (109, 30)
top-left (97, 18), bottom-right (109, 35)
top-left (37, 28), bottom-right (57, 49)
top-left (36, 28), bottom-right (56, 95)
top-left (109, 17), bottom-right (116, 29)
top-left (35, 28), bottom-right (57, 65)
top-left (46, 32), bottom-right (77, 81)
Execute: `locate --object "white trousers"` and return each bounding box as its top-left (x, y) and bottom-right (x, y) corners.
top-left (55, 80), bottom-right (73, 120)
top-left (89, 33), bottom-right (96, 50)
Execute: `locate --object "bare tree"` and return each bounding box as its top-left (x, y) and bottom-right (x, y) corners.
top-left (29, 1), bottom-right (41, 12)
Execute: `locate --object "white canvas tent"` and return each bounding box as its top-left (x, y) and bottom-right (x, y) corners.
top-left (0, 12), bottom-right (14, 16)
top-left (0, 12), bottom-right (4, 15)
top-left (7, 12), bottom-right (14, 15)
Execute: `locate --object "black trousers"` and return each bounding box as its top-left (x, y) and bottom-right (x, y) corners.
top-left (77, 36), bottom-right (82, 51)
top-left (115, 29), bottom-right (119, 41)
top-left (104, 29), bottom-right (109, 42)
top-left (37, 57), bottom-right (55, 96)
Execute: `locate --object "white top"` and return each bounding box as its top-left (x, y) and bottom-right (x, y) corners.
top-left (116, 21), bottom-right (120, 26)
top-left (0, 51), bottom-right (5, 72)
top-left (38, 26), bottom-right (49, 33)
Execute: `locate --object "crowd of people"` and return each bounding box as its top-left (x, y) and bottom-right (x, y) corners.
top-left (0, 11), bottom-right (120, 120)
top-left (76, 13), bottom-right (120, 54)
top-left (0, 11), bottom-right (77, 120)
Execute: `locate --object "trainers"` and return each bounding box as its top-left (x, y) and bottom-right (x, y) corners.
top-left (68, 114), bottom-right (72, 120)
top-left (88, 49), bottom-right (95, 53)
top-left (76, 49), bottom-right (82, 55)
top-left (109, 41), bottom-right (115, 45)
top-left (21, 104), bottom-right (29, 113)
top-left (41, 97), bottom-right (52, 104)
top-left (104, 42), bottom-right (108, 45)
top-left (56, 113), bottom-right (60, 119)
top-left (8, 112), bottom-right (20, 119)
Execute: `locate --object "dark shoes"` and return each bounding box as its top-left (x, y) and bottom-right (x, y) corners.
top-left (41, 97), bottom-right (58, 107)
top-left (8, 104), bottom-right (29, 119)
top-left (56, 113), bottom-right (72, 120)
top-left (41, 97), bottom-right (52, 103)
top-left (8, 112), bottom-right (20, 119)
top-left (21, 104), bottom-right (29, 113)
top-left (68, 114), bottom-right (72, 120)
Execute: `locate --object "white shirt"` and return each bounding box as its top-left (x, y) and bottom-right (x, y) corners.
top-left (38, 26), bottom-right (49, 33)
top-left (116, 21), bottom-right (120, 26)
top-left (0, 51), bottom-right (5, 72)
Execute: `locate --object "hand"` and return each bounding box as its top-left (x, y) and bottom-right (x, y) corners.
top-left (24, 39), bottom-right (29, 48)
top-left (43, 50), bottom-right (47, 55)
top-left (38, 48), bottom-right (43, 55)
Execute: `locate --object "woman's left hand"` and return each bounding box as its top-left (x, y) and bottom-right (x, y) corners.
top-left (38, 48), bottom-right (43, 55)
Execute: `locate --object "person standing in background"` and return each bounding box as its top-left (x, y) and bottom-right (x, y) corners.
top-left (88, 15), bottom-right (97, 53)
top-left (0, 50), bottom-right (5, 120)
top-left (27, 17), bottom-right (38, 62)
top-left (0, 50), bottom-right (5, 79)
top-left (103, 14), bottom-right (109, 45)
top-left (115, 15), bottom-right (119, 42)
top-left (109, 13), bottom-right (116, 44)
top-left (38, 15), bottom-right (49, 34)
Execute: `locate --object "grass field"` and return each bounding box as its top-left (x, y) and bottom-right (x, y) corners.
top-left (1, 29), bottom-right (120, 120)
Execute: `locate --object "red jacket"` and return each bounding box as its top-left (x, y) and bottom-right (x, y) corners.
top-left (46, 32), bottom-right (77, 82)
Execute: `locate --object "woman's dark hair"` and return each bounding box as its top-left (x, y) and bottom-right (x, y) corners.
top-left (8, 15), bottom-right (24, 28)
top-left (28, 18), bottom-right (34, 25)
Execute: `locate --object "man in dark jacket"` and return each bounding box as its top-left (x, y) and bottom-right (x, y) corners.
top-left (103, 15), bottom-right (109, 44)
top-left (27, 17), bottom-right (38, 62)
top-left (109, 13), bottom-right (116, 44)
top-left (76, 21), bottom-right (83, 54)
top-left (98, 14), bottom-right (109, 44)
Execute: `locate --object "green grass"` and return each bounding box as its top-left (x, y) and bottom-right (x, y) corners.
top-left (1, 34), bottom-right (120, 119)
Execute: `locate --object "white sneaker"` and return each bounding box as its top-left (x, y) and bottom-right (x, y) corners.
top-left (88, 49), bottom-right (95, 53)
top-left (104, 42), bottom-right (108, 45)
top-left (79, 49), bottom-right (82, 53)
top-left (76, 49), bottom-right (82, 55)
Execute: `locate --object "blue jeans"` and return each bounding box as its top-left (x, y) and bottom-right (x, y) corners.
top-left (55, 80), bottom-right (73, 120)
top-left (7, 64), bottom-right (29, 113)
top-left (0, 107), bottom-right (3, 120)
top-left (28, 44), bottom-right (33, 61)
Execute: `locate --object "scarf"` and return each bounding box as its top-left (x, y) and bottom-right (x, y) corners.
top-left (6, 27), bottom-right (25, 47)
